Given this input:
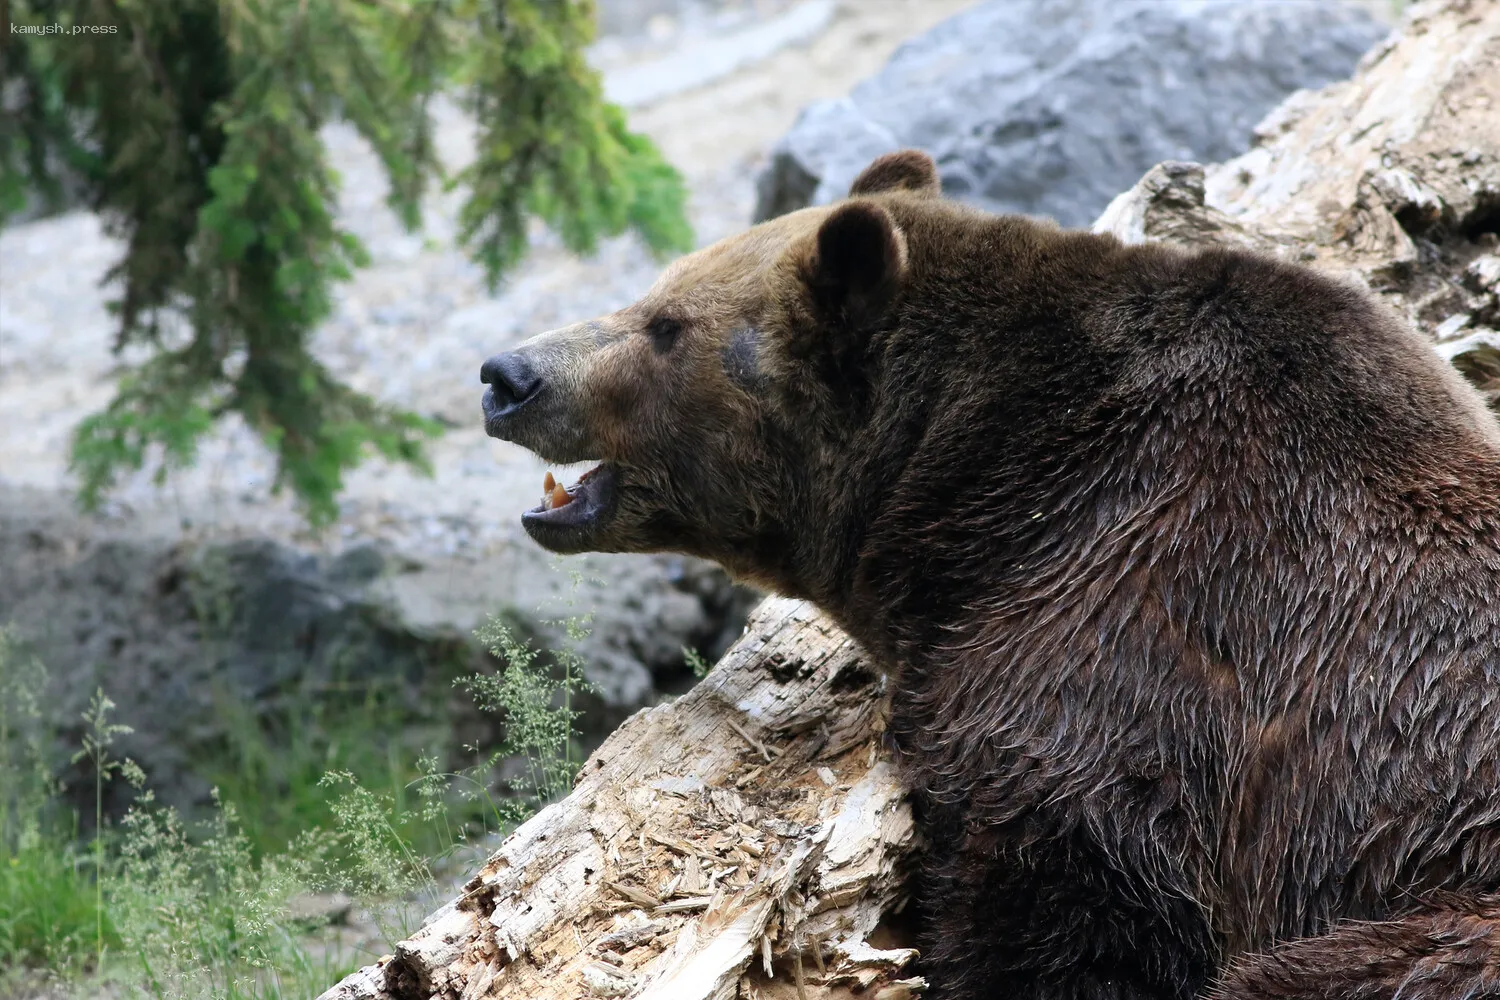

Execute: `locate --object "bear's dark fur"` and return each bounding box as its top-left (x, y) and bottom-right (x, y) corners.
top-left (481, 150), bottom-right (1500, 999)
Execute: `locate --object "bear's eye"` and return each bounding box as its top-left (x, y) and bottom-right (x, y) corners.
top-left (646, 316), bottom-right (682, 354)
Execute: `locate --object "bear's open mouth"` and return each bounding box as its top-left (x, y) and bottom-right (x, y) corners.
top-left (520, 462), bottom-right (619, 550)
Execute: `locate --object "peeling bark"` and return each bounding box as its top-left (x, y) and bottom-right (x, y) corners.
top-left (320, 3), bottom-right (1500, 997)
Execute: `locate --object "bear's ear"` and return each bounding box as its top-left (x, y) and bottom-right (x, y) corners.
top-left (848, 150), bottom-right (940, 199)
top-left (807, 201), bottom-right (908, 330)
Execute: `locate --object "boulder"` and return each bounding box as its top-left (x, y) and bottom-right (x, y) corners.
top-left (753, 0), bottom-right (1388, 227)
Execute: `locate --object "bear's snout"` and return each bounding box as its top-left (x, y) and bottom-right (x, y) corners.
top-left (480, 352), bottom-right (542, 410)
top-left (480, 328), bottom-right (599, 465)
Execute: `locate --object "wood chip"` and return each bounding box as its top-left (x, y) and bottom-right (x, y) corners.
top-left (725, 718), bottom-right (779, 763)
top-left (682, 855), bottom-right (704, 894)
top-left (594, 922), bottom-right (661, 953)
top-left (602, 881), bottom-right (661, 909)
top-left (647, 832), bottom-right (718, 862)
top-left (653, 895), bottom-right (714, 914)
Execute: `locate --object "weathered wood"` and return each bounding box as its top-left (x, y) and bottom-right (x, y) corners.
top-left (320, 598), bottom-right (918, 1000)
top-left (320, 3), bottom-right (1500, 997)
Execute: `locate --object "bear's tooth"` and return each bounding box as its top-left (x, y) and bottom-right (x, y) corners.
top-left (543, 471), bottom-right (556, 493)
top-left (551, 483), bottom-right (571, 509)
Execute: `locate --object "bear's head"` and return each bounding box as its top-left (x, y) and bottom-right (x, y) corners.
top-left (481, 150), bottom-right (948, 599)
top-left (483, 146), bottom-right (1500, 644)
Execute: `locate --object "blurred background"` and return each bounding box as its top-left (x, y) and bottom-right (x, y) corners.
top-left (0, 1), bottom-right (1404, 995)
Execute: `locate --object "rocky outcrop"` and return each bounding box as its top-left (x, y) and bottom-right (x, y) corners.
top-left (753, 0), bottom-right (1388, 226)
top-left (0, 483), bottom-right (757, 819)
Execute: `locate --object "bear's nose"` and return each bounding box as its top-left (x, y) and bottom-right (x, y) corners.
top-left (480, 352), bottom-right (542, 408)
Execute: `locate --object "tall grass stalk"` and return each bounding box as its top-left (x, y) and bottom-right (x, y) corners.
top-left (72, 687), bottom-right (133, 972)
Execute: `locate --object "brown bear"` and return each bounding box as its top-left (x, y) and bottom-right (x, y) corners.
top-left (480, 150), bottom-right (1500, 999)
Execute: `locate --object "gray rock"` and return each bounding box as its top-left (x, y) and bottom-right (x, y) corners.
top-left (753, 0), bottom-right (1388, 227)
top-left (0, 488), bottom-right (756, 822)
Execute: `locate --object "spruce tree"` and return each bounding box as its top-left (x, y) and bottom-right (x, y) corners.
top-left (1, 1), bottom-right (692, 526)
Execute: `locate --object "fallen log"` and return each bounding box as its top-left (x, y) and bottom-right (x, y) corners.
top-left (321, 598), bottom-right (921, 1000)
top-left (320, 2), bottom-right (1500, 997)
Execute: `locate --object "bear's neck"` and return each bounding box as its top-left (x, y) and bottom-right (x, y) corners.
top-left (802, 226), bottom-right (1117, 664)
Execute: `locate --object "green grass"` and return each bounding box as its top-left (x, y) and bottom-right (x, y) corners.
top-left (0, 835), bottom-right (112, 976)
top-left (0, 614), bottom-right (595, 999)
top-left (201, 681), bottom-right (446, 861)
